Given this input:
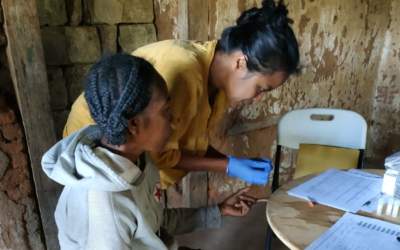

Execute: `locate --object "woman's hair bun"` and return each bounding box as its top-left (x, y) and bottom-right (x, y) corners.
top-left (236, 0), bottom-right (291, 29)
top-left (218, 0), bottom-right (299, 75)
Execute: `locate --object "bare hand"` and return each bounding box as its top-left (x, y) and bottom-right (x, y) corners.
top-left (218, 187), bottom-right (256, 217)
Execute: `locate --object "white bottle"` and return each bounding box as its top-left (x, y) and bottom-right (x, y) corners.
top-left (382, 152), bottom-right (400, 198)
top-left (379, 151), bottom-right (400, 217)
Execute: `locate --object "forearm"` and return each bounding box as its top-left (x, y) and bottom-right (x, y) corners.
top-left (175, 154), bottom-right (228, 172)
top-left (162, 206), bottom-right (222, 235)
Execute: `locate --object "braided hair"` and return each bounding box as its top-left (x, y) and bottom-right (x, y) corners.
top-left (84, 54), bottom-right (160, 145)
top-left (217, 0), bottom-right (299, 75)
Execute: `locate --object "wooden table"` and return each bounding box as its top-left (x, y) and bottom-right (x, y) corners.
top-left (266, 169), bottom-right (385, 250)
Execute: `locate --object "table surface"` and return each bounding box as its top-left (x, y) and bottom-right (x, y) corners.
top-left (266, 169), bottom-right (389, 250)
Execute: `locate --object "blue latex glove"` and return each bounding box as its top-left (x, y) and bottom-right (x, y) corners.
top-left (226, 157), bottom-right (273, 185)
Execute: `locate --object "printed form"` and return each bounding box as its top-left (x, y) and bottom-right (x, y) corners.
top-left (288, 169), bottom-right (382, 212)
top-left (306, 212), bottom-right (400, 250)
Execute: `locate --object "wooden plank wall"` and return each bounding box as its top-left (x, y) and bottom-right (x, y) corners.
top-left (2, 0), bottom-right (61, 249)
top-left (154, 0), bottom-right (261, 40)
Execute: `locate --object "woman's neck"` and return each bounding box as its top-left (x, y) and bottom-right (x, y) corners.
top-left (209, 51), bottom-right (227, 90)
top-left (100, 138), bottom-right (143, 163)
top-left (208, 51), bottom-right (228, 105)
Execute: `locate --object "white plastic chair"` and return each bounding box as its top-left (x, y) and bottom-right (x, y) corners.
top-left (266, 108), bottom-right (368, 250)
top-left (271, 108), bottom-right (367, 191)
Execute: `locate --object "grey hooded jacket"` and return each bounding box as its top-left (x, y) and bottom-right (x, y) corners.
top-left (42, 126), bottom-right (222, 250)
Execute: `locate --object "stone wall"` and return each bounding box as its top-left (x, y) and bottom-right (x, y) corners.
top-left (0, 1), bottom-right (159, 248)
top-left (0, 1), bottom-right (45, 248)
top-left (38, 0), bottom-right (157, 138)
top-left (0, 95), bottom-right (45, 250)
top-left (0, 8), bottom-right (45, 247)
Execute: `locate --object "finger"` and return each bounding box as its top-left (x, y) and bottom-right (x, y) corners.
top-left (240, 200), bottom-right (250, 215)
top-left (249, 172), bottom-right (269, 185)
top-left (228, 206), bottom-right (245, 216)
top-left (262, 165), bottom-right (273, 174)
top-left (246, 200), bottom-right (255, 207)
top-left (239, 195), bottom-right (256, 203)
top-left (245, 198), bottom-right (256, 207)
top-left (235, 200), bottom-right (254, 208)
top-left (240, 159), bottom-right (269, 169)
top-left (235, 187), bottom-right (251, 196)
top-left (250, 159), bottom-right (272, 169)
top-left (240, 200), bottom-right (250, 210)
top-left (223, 188), bottom-right (250, 206)
top-left (224, 207), bottom-right (237, 216)
top-left (252, 158), bottom-right (272, 164)
top-left (231, 209), bottom-right (245, 216)
top-left (233, 169), bottom-right (268, 185)
top-left (260, 157), bottom-right (272, 163)
top-left (248, 172), bottom-right (270, 185)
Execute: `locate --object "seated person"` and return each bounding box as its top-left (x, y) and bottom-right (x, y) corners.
top-left (42, 54), bottom-right (256, 249)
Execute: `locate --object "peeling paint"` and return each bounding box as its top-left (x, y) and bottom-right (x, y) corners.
top-left (369, 0), bottom-right (400, 159)
top-left (298, 15), bottom-right (311, 35)
top-left (156, 0), bottom-right (176, 13)
top-left (241, 135), bottom-right (250, 149)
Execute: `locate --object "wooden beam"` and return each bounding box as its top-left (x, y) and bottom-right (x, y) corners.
top-left (153, 0), bottom-right (208, 208)
top-left (188, 0), bottom-right (208, 40)
top-left (180, 0), bottom-right (209, 208)
top-left (176, 0), bottom-right (189, 40)
top-left (153, 0), bottom-right (189, 40)
top-left (153, 0), bottom-right (178, 40)
top-left (2, 0), bottom-right (61, 249)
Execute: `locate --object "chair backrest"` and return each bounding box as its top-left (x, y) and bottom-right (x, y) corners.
top-left (271, 108), bottom-right (367, 192)
top-left (277, 108), bottom-right (367, 150)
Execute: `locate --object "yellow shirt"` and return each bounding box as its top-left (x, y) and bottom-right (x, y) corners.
top-left (63, 40), bottom-right (227, 188)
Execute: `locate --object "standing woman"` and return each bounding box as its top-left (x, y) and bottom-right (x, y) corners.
top-left (63, 0), bottom-right (299, 188)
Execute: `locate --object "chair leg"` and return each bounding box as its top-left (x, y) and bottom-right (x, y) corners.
top-left (357, 149), bottom-right (365, 169)
top-left (266, 145), bottom-right (281, 249)
top-left (272, 145), bottom-right (282, 192)
top-left (265, 225), bottom-right (274, 250)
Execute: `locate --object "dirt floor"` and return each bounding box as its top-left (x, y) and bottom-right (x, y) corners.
top-left (176, 203), bottom-right (289, 250)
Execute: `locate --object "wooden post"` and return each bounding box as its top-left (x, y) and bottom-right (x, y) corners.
top-left (2, 0), bottom-right (61, 249)
top-left (181, 0), bottom-right (209, 208)
top-left (153, 0), bottom-right (210, 208)
top-left (188, 0), bottom-right (209, 41)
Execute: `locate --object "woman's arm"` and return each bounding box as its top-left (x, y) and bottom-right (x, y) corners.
top-left (174, 152), bottom-right (273, 185)
top-left (175, 154), bottom-right (228, 172)
top-left (153, 148), bottom-right (271, 185)
top-left (173, 146), bottom-right (228, 172)
top-left (162, 206), bottom-right (222, 236)
top-left (161, 188), bottom-right (255, 236)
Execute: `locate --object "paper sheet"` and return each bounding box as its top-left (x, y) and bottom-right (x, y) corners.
top-left (288, 169), bottom-right (382, 212)
top-left (347, 169), bottom-right (381, 179)
top-left (306, 212), bottom-right (400, 250)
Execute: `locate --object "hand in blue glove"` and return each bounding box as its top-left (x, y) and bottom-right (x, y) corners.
top-left (226, 156), bottom-right (273, 185)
